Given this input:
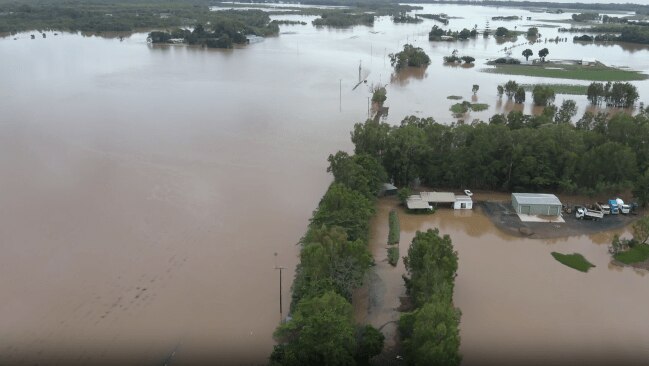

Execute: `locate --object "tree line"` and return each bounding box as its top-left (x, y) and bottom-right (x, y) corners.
top-left (399, 229), bottom-right (461, 366)
top-left (271, 151), bottom-right (388, 365)
top-left (351, 110), bottom-right (649, 199)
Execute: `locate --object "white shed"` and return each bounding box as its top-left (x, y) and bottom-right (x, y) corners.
top-left (454, 195), bottom-right (473, 210)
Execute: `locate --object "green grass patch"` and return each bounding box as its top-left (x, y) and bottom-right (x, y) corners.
top-left (551, 252), bottom-right (596, 272)
top-left (470, 103), bottom-right (489, 111)
top-left (447, 95), bottom-right (463, 100)
top-left (614, 244), bottom-right (649, 264)
top-left (484, 63), bottom-right (648, 81)
top-left (387, 246), bottom-right (399, 266)
top-left (520, 83), bottom-right (588, 95)
top-left (388, 209), bottom-right (400, 245)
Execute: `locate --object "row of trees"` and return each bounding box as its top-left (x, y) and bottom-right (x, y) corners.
top-left (586, 82), bottom-right (639, 108)
top-left (497, 81), bottom-right (555, 106)
top-left (428, 25), bottom-right (477, 41)
top-left (351, 111), bottom-right (649, 198)
top-left (399, 229), bottom-right (462, 366)
top-left (271, 151), bottom-right (388, 365)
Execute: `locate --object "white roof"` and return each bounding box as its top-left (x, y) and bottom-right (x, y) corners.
top-left (420, 191), bottom-right (455, 203)
top-left (407, 196), bottom-right (432, 210)
top-left (582, 57), bottom-right (596, 63)
top-left (512, 193), bottom-right (561, 206)
top-left (455, 195), bottom-right (472, 201)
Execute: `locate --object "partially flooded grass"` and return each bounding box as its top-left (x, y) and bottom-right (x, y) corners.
top-left (483, 63), bottom-right (648, 81)
top-left (471, 103), bottom-right (489, 111)
top-left (388, 209), bottom-right (400, 245)
top-left (614, 245), bottom-right (649, 264)
top-left (447, 95), bottom-right (463, 100)
top-left (551, 252), bottom-right (596, 272)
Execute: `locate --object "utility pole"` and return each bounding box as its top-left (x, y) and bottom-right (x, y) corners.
top-left (274, 253), bottom-right (285, 322)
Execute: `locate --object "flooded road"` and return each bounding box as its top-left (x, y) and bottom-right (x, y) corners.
top-left (362, 198), bottom-right (649, 366)
top-left (1, 3), bottom-right (649, 364)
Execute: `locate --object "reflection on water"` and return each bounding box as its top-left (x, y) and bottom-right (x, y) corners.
top-left (389, 66), bottom-right (427, 86)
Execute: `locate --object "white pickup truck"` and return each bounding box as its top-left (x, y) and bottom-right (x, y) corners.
top-left (575, 207), bottom-right (604, 221)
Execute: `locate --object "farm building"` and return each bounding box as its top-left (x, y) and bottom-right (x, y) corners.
top-left (420, 191), bottom-right (455, 205)
top-left (511, 193), bottom-right (562, 216)
top-left (379, 183), bottom-right (398, 196)
top-left (406, 196), bottom-right (433, 211)
top-left (454, 195), bottom-right (473, 210)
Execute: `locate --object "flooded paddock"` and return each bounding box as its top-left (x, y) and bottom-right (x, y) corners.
top-left (360, 198), bottom-right (649, 366)
top-left (1, 3), bottom-right (649, 364)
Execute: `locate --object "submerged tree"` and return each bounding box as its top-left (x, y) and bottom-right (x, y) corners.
top-left (472, 84), bottom-right (479, 95)
top-left (538, 47), bottom-right (549, 62)
top-left (522, 48), bottom-right (533, 61)
top-left (389, 44), bottom-right (431, 71)
top-left (514, 87), bottom-right (526, 104)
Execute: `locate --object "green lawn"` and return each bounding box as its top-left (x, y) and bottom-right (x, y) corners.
top-left (614, 244), bottom-right (649, 264)
top-left (551, 252), bottom-right (596, 272)
top-left (450, 102), bottom-right (489, 114)
top-left (450, 103), bottom-right (469, 114)
top-left (521, 84), bottom-right (588, 95)
top-left (387, 247), bottom-right (399, 266)
top-left (484, 63), bottom-right (648, 81)
top-left (447, 95), bottom-right (463, 100)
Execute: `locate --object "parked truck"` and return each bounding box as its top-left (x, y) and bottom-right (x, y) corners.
top-left (608, 199), bottom-right (620, 214)
top-left (596, 202), bottom-right (610, 215)
top-left (576, 207), bottom-right (604, 220)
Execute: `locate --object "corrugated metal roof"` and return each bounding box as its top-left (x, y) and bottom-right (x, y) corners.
top-left (407, 196), bottom-right (432, 210)
top-left (455, 195), bottom-right (472, 201)
top-left (420, 191), bottom-right (456, 203)
top-left (512, 193), bottom-right (562, 206)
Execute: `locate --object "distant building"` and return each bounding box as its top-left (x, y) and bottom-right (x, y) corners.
top-left (379, 183), bottom-right (398, 197)
top-left (406, 195), bottom-right (433, 210)
top-left (512, 193), bottom-right (562, 216)
top-left (581, 58), bottom-right (596, 66)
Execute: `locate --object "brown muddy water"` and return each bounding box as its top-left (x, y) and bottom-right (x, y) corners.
top-left (360, 198), bottom-right (649, 366)
top-left (1, 3), bottom-right (649, 365)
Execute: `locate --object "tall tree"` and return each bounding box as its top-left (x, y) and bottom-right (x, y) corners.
top-left (538, 47), bottom-right (549, 62)
top-left (522, 48), bottom-right (533, 61)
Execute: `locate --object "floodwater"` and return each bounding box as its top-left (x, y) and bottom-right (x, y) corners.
top-left (1, 3), bottom-right (649, 365)
top-left (361, 198), bottom-right (649, 366)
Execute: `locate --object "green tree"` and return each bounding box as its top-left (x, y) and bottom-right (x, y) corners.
top-left (327, 151), bottom-right (387, 199)
top-left (495, 27), bottom-right (509, 37)
top-left (351, 120), bottom-right (391, 161)
top-left (389, 44), bottom-right (431, 71)
top-left (504, 80), bottom-right (519, 99)
top-left (532, 85), bottom-right (555, 106)
top-left (497, 85), bottom-right (504, 98)
top-left (405, 301), bottom-right (462, 366)
top-left (633, 168), bottom-right (649, 207)
top-left (514, 87), bottom-right (526, 104)
top-left (632, 216), bottom-right (649, 244)
top-left (538, 47), bottom-right (549, 62)
top-left (272, 291), bottom-right (357, 366)
top-left (311, 183), bottom-right (375, 242)
top-left (472, 84), bottom-right (479, 95)
top-left (398, 187), bottom-right (412, 205)
top-left (355, 325), bottom-right (385, 365)
top-left (526, 27), bottom-right (539, 38)
top-left (587, 82), bottom-right (605, 105)
top-left (403, 229), bottom-right (458, 306)
top-left (555, 99), bottom-right (578, 124)
top-left (460, 56), bottom-right (475, 64)
top-left (522, 48), bottom-right (533, 61)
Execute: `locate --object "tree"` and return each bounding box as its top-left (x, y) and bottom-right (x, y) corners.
top-left (587, 82), bottom-right (605, 105)
top-left (460, 56), bottom-right (475, 64)
top-left (526, 27), bottom-right (539, 38)
top-left (555, 99), bottom-right (578, 124)
top-left (532, 85), bottom-right (555, 106)
top-left (522, 48), bottom-right (533, 61)
top-left (351, 119), bottom-right (391, 160)
top-left (632, 216), bottom-right (649, 244)
top-left (497, 85), bottom-right (504, 98)
top-left (311, 183), bottom-right (375, 242)
top-left (406, 301), bottom-right (462, 366)
top-left (371, 85), bottom-right (387, 106)
top-left (272, 291), bottom-right (358, 366)
top-left (633, 168), bottom-right (649, 207)
top-left (504, 80), bottom-right (519, 99)
top-left (403, 229), bottom-right (458, 306)
top-left (327, 151), bottom-right (387, 200)
top-left (538, 47), bottom-right (549, 62)
top-left (398, 187), bottom-right (412, 205)
top-left (355, 325), bottom-right (385, 365)
top-left (495, 26), bottom-right (509, 37)
top-left (514, 87), bottom-right (526, 104)
top-left (472, 84), bottom-right (479, 95)
top-left (389, 44), bottom-right (431, 71)
top-left (458, 28), bottom-right (471, 40)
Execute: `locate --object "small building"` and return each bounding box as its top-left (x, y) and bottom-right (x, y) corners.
top-left (454, 195), bottom-right (473, 210)
top-left (420, 191), bottom-right (455, 205)
top-left (379, 183), bottom-right (398, 197)
top-left (406, 195), bottom-right (433, 211)
top-left (581, 58), bottom-right (596, 66)
top-left (512, 193), bottom-right (562, 216)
